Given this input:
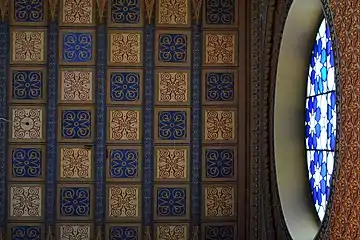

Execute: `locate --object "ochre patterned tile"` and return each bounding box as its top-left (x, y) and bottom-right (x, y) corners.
top-left (60, 0), bottom-right (95, 26)
top-left (9, 67), bottom-right (47, 103)
top-left (58, 106), bottom-right (94, 143)
top-left (155, 223), bottom-right (189, 240)
top-left (9, 106), bottom-right (45, 142)
top-left (57, 184), bottom-right (93, 220)
top-left (155, 30), bottom-right (191, 67)
top-left (154, 185), bottom-right (190, 220)
top-left (10, 28), bottom-right (46, 64)
top-left (107, 0), bottom-right (144, 27)
top-left (106, 69), bottom-right (143, 105)
top-left (154, 108), bottom-right (191, 144)
top-left (155, 146), bottom-right (190, 181)
top-left (57, 224), bottom-right (93, 240)
top-left (10, 0), bottom-right (47, 25)
top-left (203, 108), bottom-right (237, 143)
top-left (105, 224), bottom-right (142, 240)
top-left (203, 0), bottom-right (238, 27)
top-left (201, 223), bottom-right (237, 240)
top-left (8, 145), bottom-right (45, 181)
top-left (106, 185), bottom-right (141, 221)
top-left (59, 29), bottom-right (96, 65)
top-left (108, 30), bottom-right (143, 66)
top-left (156, 0), bottom-right (190, 27)
top-left (203, 31), bottom-right (238, 66)
top-left (107, 107), bottom-right (142, 143)
top-left (59, 146), bottom-right (93, 181)
top-left (8, 223), bottom-right (45, 240)
top-left (203, 184), bottom-right (236, 219)
top-left (155, 69), bottom-right (190, 105)
top-left (106, 146), bottom-right (142, 182)
top-left (59, 68), bottom-right (95, 103)
top-left (8, 184), bottom-right (44, 220)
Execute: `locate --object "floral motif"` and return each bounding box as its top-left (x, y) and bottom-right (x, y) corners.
top-left (108, 226), bottom-right (139, 239)
top-left (108, 186), bottom-right (139, 218)
top-left (108, 149), bottom-right (139, 179)
top-left (204, 186), bottom-right (235, 217)
top-left (205, 72), bottom-right (234, 102)
top-left (12, 70), bottom-right (43, 100)
top-left (156, 148), bottom-right (187, 180)
top-left (156, 187), bottom-right (187, 217)
top-left (10, 226), bottom-right (42, 240)
top-left (158, 33), bottom-right (188, 63)
top-left (61, 32), bottom-right (93, 63)
top-left (157, 71), bottom-right (188, 103)
top-left (157, 225), bottom-right (187, 240)
top-left (11, 148), bottom-right (42, 179)
top-left (60, 148), bottom-right (92, 179)
top-left (205, 148), bottom-right (234, 179)
top-left (59, 186), bottom-right (91, 217)
top-left (111, 0), bottom-right (141, 24)
top-left (158, 0), bottom-right (188, 25)
top-left (14, 0), bottom-right (44, 23)
top-left (10, 185), bottom-right (42, 218)
top-left (110, 72), bottom-right (140, 102)
top-left (11, 108), bottom-right (42, 140)
top-left (205, 0), bottom-right (235, 25)
top-left (62, 0), bottom-right (93, 24)
top-left (60, 69), bottom-right (93, 101)
top-left (109, 109), bottom-right (140, 141)
top-left (205, 33), bottom-right (236, 64)
top-left (61, 110), bottom-right (92, 139)
top-left (204, 225), bottom-right (235, 240)
top-left (59, 225), bottom-right (91, 240)
top-left (204, 110), bottom-right (235, 141)
top-left (157, 110), bottom-right (188, 141)
top-left (109, 32), bottom-right (141, 64)
top-left (12, 30), bottom-right (45, 62)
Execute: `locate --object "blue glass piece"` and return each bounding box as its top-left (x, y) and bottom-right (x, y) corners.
top-left (305, 18), bottom-right (336, 222)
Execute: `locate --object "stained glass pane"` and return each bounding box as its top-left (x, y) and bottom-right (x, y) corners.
top-left (306, 18), bottom-right (336, 222)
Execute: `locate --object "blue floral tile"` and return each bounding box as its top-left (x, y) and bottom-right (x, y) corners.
top-left (204, 0), bottom-right (237, 26)
top-left (203, 147), bottom-right (236, 181)
top-left (202, 223), bottom-right (236, 240)
top-left (9, 147), bottom-right (44, 181)
top-left (9, 225), bottom-right (43, 240)
top-left (12, 0), bottom-right (46, 24)
top-left (10, 68), bottom-right (45, 102)
top-left (59, 107), bottom-right (93, 142)
top-left (155, 185), bottom-right (189, 220)
top-left (106, 147), bottom-right (141, 181)
top-left (58, 185), bottom-right (92, 220)
top-left (106, 224), bottom-right (141, 240)
top-left (109, 0), bottom-right (143, 26)
top-left (107, 70), bottom-right (142, 104)
top-left (203, 70), bottom-right (237, 104)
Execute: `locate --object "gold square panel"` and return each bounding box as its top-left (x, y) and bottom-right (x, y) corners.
top-left (155, 223), bottom-right (189, 240)
top-left (156, 0), bottom-right (190, 27)
top-left (8, 223), bottom-right (45, 240)
top-left (58, 145), bottom-right (93, 181)
top-left (155, 146), bottom-right (190, 181)
top-left (106, 68), bottom-right (143, 105)
top-left (59, 68), bottom-right (95, 103)
top-left (202, 68), bottom-right (238, 105)
top-left (105, 223), bottom-right (142, 239)
top-left (202, 184), bottom-right (237, 220)
top-left (107, 0), bottom-right (144, 27)
top-left (106, 146), bottom-right (142, 182)
top-left (154, 108), bottom-right (191, 144)
top-left (108, 30), bottom-right (143, 66)
top-left (8, 184), bottom-right (44, 220)
top-left (8, 145), bottom-right (46, 182)
top-left (9, 66), bottom-right (47, 103)
top-left (203, 31), bottom-right (238, 66)
top-left (203, 108), bottom-right (237, 143)
top-left (106, 184), bottom-right (141, 221)
top-left (155, 69), bottom-right (190, 105)
top-left (10, 0), bottom-right (48, 26)
top-left (201, 222), bottom-right (237, 240)
top-left (107, 107), bottom-right (142, 143)
top-left (9, 106), bottom-right (45, 143)
top-left (10, 28), bottom-right (47, 64)
top-left (59, 0), bottom-right (95, 26)
top-left (58, 106), bottom-right (95, 143)
top-left (57, 223), bottom-right (94, 240)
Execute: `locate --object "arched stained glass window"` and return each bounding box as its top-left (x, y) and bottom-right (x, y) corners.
top-left (305, 18), bottom-right (336, 221)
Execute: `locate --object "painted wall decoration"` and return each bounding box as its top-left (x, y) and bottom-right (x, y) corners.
top-left (0, 0), bottom-right (243, 239)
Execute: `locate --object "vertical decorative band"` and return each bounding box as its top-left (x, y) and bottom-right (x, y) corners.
top-left (0, 22), bottom-right (8, 225)
top-left (46, 21), bottom-right (58, 224)
top-left (95, 23), bottom-right (106, 224)
top-left (143, 23), bottom-right (155, 227)
top-left (191, 23), bottom-right (202, 226)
